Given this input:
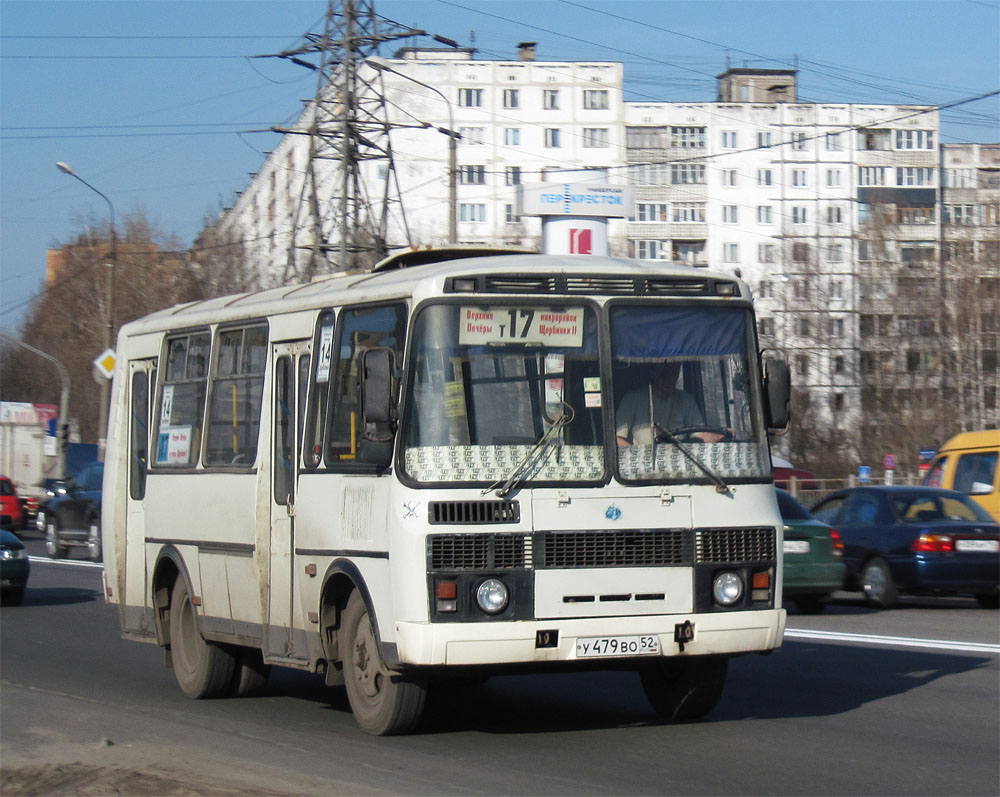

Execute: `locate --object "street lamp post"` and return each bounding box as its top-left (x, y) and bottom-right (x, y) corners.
top-left (366, 58), bottom-right (458, 243)
top-left (56, 162), bottom-right (117, 460)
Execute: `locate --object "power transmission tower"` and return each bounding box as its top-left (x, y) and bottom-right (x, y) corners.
top-left (264, 0), bottom-right (425, 280)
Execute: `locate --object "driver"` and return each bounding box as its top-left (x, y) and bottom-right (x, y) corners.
top-left (615, 362), bottom-right (721, 446)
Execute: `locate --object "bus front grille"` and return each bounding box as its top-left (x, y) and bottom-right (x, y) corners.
top-left (538, 529), bottom-right (688, 568)
top-left (696, 527), bottom-right (775, 564)
top-left (428, 500), bottom-right (520, 524)
top-left (428, 533), bottom-right (531, 570)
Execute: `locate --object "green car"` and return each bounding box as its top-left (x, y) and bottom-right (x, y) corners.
top-left (1, 529), bottom-right (30, 606)
top-left (777, 489), bottom-right (845, 614)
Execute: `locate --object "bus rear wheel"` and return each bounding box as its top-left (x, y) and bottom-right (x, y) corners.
top-left (169, 577), bottom-right (235, 699)
top-left (639, 655), bottom-right (728, 722)
top-left (341, 590), bottom-right (426, 735)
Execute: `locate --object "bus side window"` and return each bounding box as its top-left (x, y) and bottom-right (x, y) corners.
top-left (303, 311), bottom-right (334, 468)
top-left (326, 303), bottom-right (407, 467)
top-left (204, 323), bottom-right (268, 467)
top-left (130, 369), bottom-right (151, 499)
top-left (155, 331), bottom-right (210, 467)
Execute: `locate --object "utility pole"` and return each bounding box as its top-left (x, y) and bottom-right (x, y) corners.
top-left (261, 0), bottom-right (427, 281)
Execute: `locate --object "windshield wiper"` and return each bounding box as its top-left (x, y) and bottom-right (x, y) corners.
top-left (482, 404), bottom-right (575, 498)
top-left (653, 426), bottom-right (731, 494)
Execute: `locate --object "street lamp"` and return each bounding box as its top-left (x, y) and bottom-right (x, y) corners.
top-left (366, 57), bottom-right (458, 243)
top-left (56, 161), bottom-right (117, 459)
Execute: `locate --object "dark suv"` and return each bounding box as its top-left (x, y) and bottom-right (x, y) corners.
top-left (44, 462), bottom-right (103, 561)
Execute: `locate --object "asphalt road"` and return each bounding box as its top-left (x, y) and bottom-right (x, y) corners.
top-left (2, 542), bottom-right (998, 796)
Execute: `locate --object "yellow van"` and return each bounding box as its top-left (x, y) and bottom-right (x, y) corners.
top-left (923, 431), bottom-right (1000, 521)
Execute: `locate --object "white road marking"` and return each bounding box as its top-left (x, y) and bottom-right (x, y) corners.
top-left (785, 628), bottom-right (1000, 655)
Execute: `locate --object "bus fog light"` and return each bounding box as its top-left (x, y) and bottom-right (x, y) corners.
top-left (475, 578), bottom-right (509, 614)
top-left (713, 572), bottom-right (744, 606)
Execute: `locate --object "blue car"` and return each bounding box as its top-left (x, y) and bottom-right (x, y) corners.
top-left (810, 486), bottom-right (999, 609)
top-left (43, 461), bottom-right (103, 562)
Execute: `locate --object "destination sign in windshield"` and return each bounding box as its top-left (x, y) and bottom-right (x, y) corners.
top-left (459, 306), bottom-right (584, 347)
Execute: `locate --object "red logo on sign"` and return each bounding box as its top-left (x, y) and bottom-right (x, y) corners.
top-left (569, 228), bottom-right (592, 254)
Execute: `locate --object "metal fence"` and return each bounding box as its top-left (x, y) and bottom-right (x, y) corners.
top-left (782, 474), bottom-right (923, 510)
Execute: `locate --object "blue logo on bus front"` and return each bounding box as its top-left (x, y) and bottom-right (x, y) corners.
top-left (605, 505), bottom-right (622, 521)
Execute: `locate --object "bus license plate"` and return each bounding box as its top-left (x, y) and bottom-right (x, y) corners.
top-left (956, 539), bottom-right (999, 553)
top-left (576, 635), bottom-right (660, 658)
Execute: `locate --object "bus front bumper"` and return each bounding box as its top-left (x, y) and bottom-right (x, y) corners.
top-left (394, 608), bottom-right (786, 667)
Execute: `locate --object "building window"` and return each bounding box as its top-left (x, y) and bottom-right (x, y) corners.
top-left (796, 355), bottom-right (809, 377)
top-left (897, 167), bottom-right (934, 187)
top-left (792, 169), bottom-right (808, 187)
top-left (859, 166), bottom-right (887, 186)
top-left (896, 129), bottom-right (934, 150)
top-left (543, 89), bottom-right (560, 110)
top-left (757, 132), bottom-right (772, 148)
top-left (671, 126), bottom-right (706, 148)
top-left (459, 203), bottom-right (486, 222)
top-left (671, 163), bottom-right (706, 184)
top-left (831, 280), bottom-right (843, 299)
top-left (504, 128), bottom-right (520, 146)
top-left (793, 279), bottom-right (810, 300)
top-left (504, 204), bottom-right (519, 223)
top-left (759, 317), bottom-right (775, 337)
top-left (826, 168), bottom-right (842, 187)
top-left (832, 393), bottom-right (845, 412)
top-left (830, 318), bottom-right (845, 337)
top-left (626, 126), bottom-right (666, 148)
top-left (544, 128), bottom-right (561, 148)
top-left (828, 243), bottom-right (844, 263)
top-left (860, 129), bottom-right (891, 150)
top-left (758, 244), bottom-right (776, 263)
top-left (673, 241), bottom-right (705, 263)
top-left (458, 88), bottom-right (483, 107)
top-left (792, 206), bottom-right (808, 224)
top-left (896, 206), bottom-right (935, 224)
top-left (723, 243), bottom-right (740, 263)
top-left (827, 206), bottom-right (843, 224)
top-left (757, 205), bottom-right (773, 224)
top-left (792, 242), bottom-right (810, 262)
top-left (459, 127), bottom-right (485, 145)
top-left (825, 132), bottom-right (842, 151)
top-left (900, 242), bottom-right (936, 265)
top-left (722, 169), bottom-right (738, 186)
top-left (722, 131), bottom-right (738, 149)
top-left (505, 166), bottom-right (521, 186)
top-left (582, 127), bottom-right (609, 148)
top-left (633, 202), bottom-right (669, 222)
top-left (833, 355), bottom-right (846, 375)
top-left (943, 205), bottom-right (979, 225)
top-left (459, 165), bottom-right (486, 185)
top-left (722, 205), bottom-right (739, 224)
top-left (797, 317), bottom-right (811, 337)
top-left (671, 202), bottom-right (705, 222)
top-left (757, 169), bottom-right (772, 186)
top-left (791, 131), bottom-right (807, 150)
top-left (583, 89), bottom-right (608, 110)
top-left (503, 88), bottom-right (519, 109)
top-left (758, 281), bottom-right (774, 299)
top-left (628, 163), bottom-right (670, 185)
top-left (943, 168), bottom-right (976, 188)
top-left (634, 240), bottom-right (668, 260)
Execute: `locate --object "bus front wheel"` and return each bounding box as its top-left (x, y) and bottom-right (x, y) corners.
top-left (341, 590), bottom-right (427, 735)
top-left (639, 655), bottom-right (728, 722)
top-left (169, 577), bottom-right (235, 699)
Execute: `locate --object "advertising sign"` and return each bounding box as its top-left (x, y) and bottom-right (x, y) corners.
top-left (517, 182), bottom-right (633, 218)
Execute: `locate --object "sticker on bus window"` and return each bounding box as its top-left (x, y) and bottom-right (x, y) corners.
top-left (545, 353), bottom-right (565, 373)
top-left (459, 307), bottom-right (584, 347)
top-left (160, 384), bottom-right (174, 426)
top-left (316, 324), bottom-right (334, 383)
top-left (156, 425), bottom-right (193, 465)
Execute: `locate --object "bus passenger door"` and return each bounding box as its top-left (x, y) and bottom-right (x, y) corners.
top-left (124, 358), bottom-right (156, 634)
top-left (267, 340), bottom-right (309, 658)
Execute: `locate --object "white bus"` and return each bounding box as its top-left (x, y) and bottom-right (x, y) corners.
top-left (102, 252), bottom-right (791, 735)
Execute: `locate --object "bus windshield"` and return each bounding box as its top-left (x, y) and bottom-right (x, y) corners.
top-left (402, 302), bottom-right (604, 486)
top-left (610, 304), bottom-right (769, 482)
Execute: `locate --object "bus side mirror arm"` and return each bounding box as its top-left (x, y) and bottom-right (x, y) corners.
top-left (361, 347), bottom-right (398, 430)
top-left (763, 357), bottom-right (790, 432)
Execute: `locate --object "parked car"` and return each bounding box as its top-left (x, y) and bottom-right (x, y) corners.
top-left (810, 486), bottom-right (1000, 609)
top-left (1, 476), bottom-right (25, 530)
top-left (776, 489), bottom-right (845, 613)
top-left (1, 528), bottom-right (30, 605)
top-left (44, 461), bottom-right (103, 562)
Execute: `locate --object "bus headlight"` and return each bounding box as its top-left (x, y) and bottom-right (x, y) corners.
top-left (712, 571), bottom-right (744, 607)
top-left (475, 578), bottom-right (509, 615)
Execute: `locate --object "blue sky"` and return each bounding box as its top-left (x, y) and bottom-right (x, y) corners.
top-left (2, 0), bottom-right (998, 334)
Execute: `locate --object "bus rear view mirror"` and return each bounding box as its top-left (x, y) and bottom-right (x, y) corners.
top-left (763, 357), bottom-right (790, 431)
top-left (362, 347), bottom-right (396, 427)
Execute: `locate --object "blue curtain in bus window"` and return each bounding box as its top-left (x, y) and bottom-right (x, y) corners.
top-left (611, 307), bottom-right (746, 359)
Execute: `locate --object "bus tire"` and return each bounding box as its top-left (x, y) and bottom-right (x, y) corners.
top-left (169, 577), bottom-right (235, 699)
top-left (230, 646), bottom-right (271, 697)
top-left (341, 590), bottom-right (426, 735)
top-left (639, 655), bottom-right (728, 722)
